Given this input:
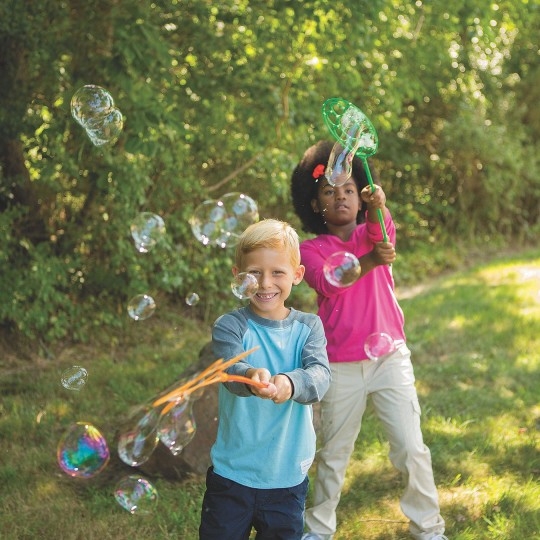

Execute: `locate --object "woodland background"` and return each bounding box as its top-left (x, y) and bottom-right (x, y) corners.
top-left (1, 0), bottom-right (539, 346)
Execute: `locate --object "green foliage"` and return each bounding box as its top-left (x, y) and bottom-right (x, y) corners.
top-left (0, 0), bottom-right (539, 342)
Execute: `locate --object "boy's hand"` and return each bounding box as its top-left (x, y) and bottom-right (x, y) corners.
top-left (372, 241), bottom-right (396, 266)
top-left (360, 184), bottom-right (386, 209)
top-left (268, 374), bottom-right (293, 404)
top-left (245, 367), bottom-right (277, 399)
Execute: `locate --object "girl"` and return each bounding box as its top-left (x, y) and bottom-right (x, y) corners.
top-left (291, 141), bottom-right (447, 540)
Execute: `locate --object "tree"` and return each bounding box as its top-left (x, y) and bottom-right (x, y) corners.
top-left (0, 0), bottom-right (538, 342)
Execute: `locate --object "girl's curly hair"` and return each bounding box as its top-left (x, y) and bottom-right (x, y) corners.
top-left (290, 140), bottom-right (375, 235)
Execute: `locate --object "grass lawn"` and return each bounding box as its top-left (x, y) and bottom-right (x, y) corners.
top-left (1, 248), bottom-right (538, 539)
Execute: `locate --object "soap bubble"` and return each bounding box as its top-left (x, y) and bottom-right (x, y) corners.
top-left (158, 398), bottom-right (197, 455)
top-left (57, 422), bottom-right (110, 478)
top-left (127, 294), bottom-right (156, 321)
top-left (231, 272), bottom-right (259, 300)
top-left (364, 332), bottom-right (404, 361)
top-left (218, 192), bottom-right (259, 247)
top-left (71, 85), bottom-right (115, 126)
top-left (185, 292), bottom-right (200, 306)
top-left (84, 107), bottom-right (124, 147)
top-left (189, 193), bottom-right (258, 248)
top-left (60, 366), bottom-right (88, 391)
top-left (130, 212), bottom-right (166, 253)
top-left (117, 405), bottom-right (160, 467)
top-left (323, 251), bottom-right (361, 287)
top-left (70, 85), bottom-right (124, 146)
top-left (114, 475), bottom-right (158, 515)
top-left (189, 200), bottom-right (228, 247)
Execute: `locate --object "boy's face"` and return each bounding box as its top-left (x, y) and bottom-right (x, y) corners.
top-left (233, 247), bottom-right (304, 320)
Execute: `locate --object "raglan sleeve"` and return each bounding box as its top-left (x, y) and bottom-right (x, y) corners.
top-left (212, 312), bottom-right (254, 397)
top-left (285, 315), bottom-right (331, 405)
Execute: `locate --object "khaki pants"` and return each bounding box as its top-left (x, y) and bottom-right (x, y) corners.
top-left (305, 345), bottom-right (445, 540)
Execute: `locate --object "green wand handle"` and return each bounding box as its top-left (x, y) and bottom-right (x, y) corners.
top-left (362, 158), bottom-right (388, 242)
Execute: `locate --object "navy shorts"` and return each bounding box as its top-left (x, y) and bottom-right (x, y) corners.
top-left (199, 467), bottom-right (309, 540)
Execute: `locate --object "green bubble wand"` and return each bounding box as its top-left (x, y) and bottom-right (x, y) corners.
top-left (322, 97), bottom-right (388, 242)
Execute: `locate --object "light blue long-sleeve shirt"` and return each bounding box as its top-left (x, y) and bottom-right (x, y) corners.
top-left (210, 306), bottom-right (330, 489)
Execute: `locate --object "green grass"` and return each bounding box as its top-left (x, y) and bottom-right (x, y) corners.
top-left (1, 250), bottom-right (539, 539)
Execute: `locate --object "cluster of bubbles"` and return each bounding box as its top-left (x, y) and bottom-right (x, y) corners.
top-left (56, 421), bottom-right (158, 514)
top-left (117, 394), bottom-right (198, 467)
top-left (71, 85), bottom-right (124, 146)
top-left (190, 192), bottom-right (259, 248)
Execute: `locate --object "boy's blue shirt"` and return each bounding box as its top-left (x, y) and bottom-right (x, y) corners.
top-left (210, 306), bottom-right (331, 489)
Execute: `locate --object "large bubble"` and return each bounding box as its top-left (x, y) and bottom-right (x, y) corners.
top-left (57, 422), bottom-right (110, 478)
top-left (114, 475), bottom-right (158, 515)
top-left (189, 193), bottom-right (258, 248)
top-left (157, 398), bottom-right (197, 456)
top-left (117, 405), bottom-right (160, 467)
top-left (70, 85), bottom-right (124, 146)
top-left (323, 251), bottom-right (361, 287)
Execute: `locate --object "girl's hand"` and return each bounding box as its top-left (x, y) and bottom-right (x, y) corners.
top-left (360, 184), bottom-right (386, 209)
top-left (372, 241), bottom-right (396, 266)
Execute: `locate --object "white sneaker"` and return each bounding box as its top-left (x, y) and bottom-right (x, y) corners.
top-left (301, 533), bottom-right (333, 540)
top-left (430, 535), bottom-right (448, 540)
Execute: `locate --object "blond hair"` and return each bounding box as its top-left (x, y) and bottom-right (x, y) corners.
top-left (235, 219), bottom-right (301, 269)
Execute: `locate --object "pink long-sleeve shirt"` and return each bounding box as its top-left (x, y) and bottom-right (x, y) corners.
top-left (300, 211), bottom-right (405, 363)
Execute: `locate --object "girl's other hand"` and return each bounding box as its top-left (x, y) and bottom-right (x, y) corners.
top-left (361, 184), bottom-right (386, 208)
top-left (372, 241), bottom-right (396, 266)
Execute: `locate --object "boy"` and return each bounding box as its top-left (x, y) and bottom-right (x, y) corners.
top-left (199, 218), bottom-right (331, 540)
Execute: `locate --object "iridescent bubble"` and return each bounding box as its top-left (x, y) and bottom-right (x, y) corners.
top-left (114, 475), bottom-right (158, 515)
top-left (130, 212), bottom-right (166, 253)
top-left (60, 366), bottom-right (88, 391)
top-left (364, 332), bottom-right (404, 361)
top-left (57, 422), bottom-right (110, 478)
top-left (117, 405), bottom-right (160, 467)
top-left (185, 292), bottom-right (200, 306)
top-left (71, 85), bottom-right (115, 127)
top-left (127, 294), bottom-right (156, 321)
top-left (323, 251), bottom-right (361, 287)
top-left (71, 85), bottom-right (124, 146)
top-left (231, 272), bottom-right (259, 300)
top-left (158, 398), bottom-right (197, 455)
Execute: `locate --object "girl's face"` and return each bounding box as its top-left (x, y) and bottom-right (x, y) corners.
top-left (311, 177), bottom-right (361, 227)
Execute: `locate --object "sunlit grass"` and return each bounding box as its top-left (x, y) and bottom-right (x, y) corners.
top-left (0, 250), bottom-right (539, 539)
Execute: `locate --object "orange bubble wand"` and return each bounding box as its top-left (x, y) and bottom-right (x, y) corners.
top-left (153, 346), bottom-right (266, 414)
